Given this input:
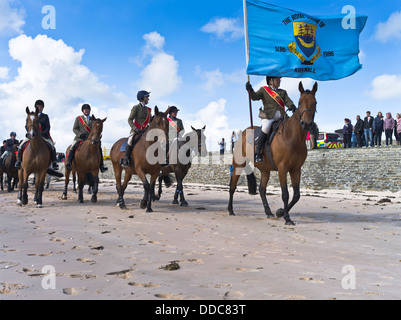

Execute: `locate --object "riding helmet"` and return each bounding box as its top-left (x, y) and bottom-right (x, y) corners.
top-left (169, 106), bottom-right (179, 115)
top-left (35, 100), bottom-right (45, 107)
top-left (10, 132), bottom-right (16, 137)
top-left (137, 91), bottom-right (151, 101)
top-left (82, 104), bottom-right (91, 112)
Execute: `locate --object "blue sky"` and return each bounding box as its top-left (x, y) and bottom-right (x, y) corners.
top-left (0, 0), bottom-right (400, 152)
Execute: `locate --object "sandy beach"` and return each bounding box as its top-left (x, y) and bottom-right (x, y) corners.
top-left (1, 178), bottom-right (400, 300)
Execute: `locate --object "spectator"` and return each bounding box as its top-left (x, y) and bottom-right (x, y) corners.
top-left (396, 113), bottom-right (401, 146)
top-left (219, 138), bottom-right (226, 156)
top-left (373, 112), bottom-right (384, 147)
top-left (230, 131), bottom-right (237, 153)
top-left (342, 118), bottom-right (353, 148)
top-left (363, 111), bottom-right (374, 147)
top-left (383, 112), bottom-right (395, 146)
top-left (354, 115), bottom-right (364, 148)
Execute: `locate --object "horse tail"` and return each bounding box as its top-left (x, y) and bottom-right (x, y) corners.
top-left (47, 168), bottom-right (64, 178)
top-left (246, 172), bottom-right (258, 195)
top-left (162, 173), bottom-right (174, 188)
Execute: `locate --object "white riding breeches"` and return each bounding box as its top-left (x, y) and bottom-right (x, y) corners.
top-left (261, 110), bottom-right (283, 134)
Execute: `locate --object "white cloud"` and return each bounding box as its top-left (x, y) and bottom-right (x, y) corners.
top-left (0, 34), bottom-right (129, 152)
top-left (369, 74), bottom-right (401, 100)
top-left (184, 99), bottom-right (231, 151)
top-left (136, 32), bottom-right (181, 101)
top-left (201, 17), bottom-right (243, 41)
top-left (373, 11), bottom-right (401, 43)
top-left (0, 66), bottom-right (9, 79)
top-left (0, 0), bottom-right (25, 35)
top-left (195, 66), bottom-right (245, 94)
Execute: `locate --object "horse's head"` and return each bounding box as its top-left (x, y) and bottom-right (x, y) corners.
top-left (25, 107), bottom-right (40, 139)
top-left (190, 125), bottom-right (208, 157)
top-left (89, 115), bottom-right (107, 145)
top-left (297, 82), bottom-right (318, 132)
top-left (149, 106), bottom-right (170, 144)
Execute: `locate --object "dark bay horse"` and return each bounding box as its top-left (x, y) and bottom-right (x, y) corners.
top-left (18, 107), bottom-right (63, 208)
top-left (0, 144), bottom-right (19, 192)
top-left (157, 126), bottom-right (208, 206)
top-left (228, 82), bottom-right (318, 225)
top-left (62, 116), bottom-right (107, 203)
top-left (110, 106), bottom-right (170, 212)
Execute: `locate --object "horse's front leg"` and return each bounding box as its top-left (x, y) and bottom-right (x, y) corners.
top-left (288, 169), bottom-right (301, 213)
top-left (91, 175), bottom-right (99, 203)
top-left (78, 177), bottom-right (85, 203)
top-left (140, 179), bottom-right (150, 210)
top-left (276, 169), bottom-right (294, 226)
top-left (177, 178), bottom-right (188, 207)
top-left (62, 168), bottom-right (71, 200)
top-left (35, 175), bottom-right (45, 208)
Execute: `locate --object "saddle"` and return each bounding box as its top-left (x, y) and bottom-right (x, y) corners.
top-left (120, 131), bottom-right (144, 153)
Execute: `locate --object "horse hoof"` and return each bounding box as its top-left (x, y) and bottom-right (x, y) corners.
top-left (229, 212), bottom-right (236, 216)
top-left (37, 204), bottom-right (42, 209)
top-left (17, 200), bottom-right (22, 207)
top-left (154, 195), bottom-right (160, 201)
top-left (285, 220), bottom-right (295, 226)
top-left (276, 209), bottom-right (284, 218)
top-left (140, 201), bottom-right (147, 209)
top-left (172, 200), bottom-right (179, 205)
top-left (91, 197), bottom-right (97, 203)
top-left (180, 201), bottom-right (188, 207)
top-left (266, 213), bottom-right (275, 219)
top-left (146, 208), bottom-right (153, 213)
top-left (61, 194), bottom-right (67, 200)
top-left (79, 200), bottom-right (84, 204)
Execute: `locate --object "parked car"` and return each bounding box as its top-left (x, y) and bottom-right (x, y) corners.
top-left (317, 132), bottom-right (343, 149)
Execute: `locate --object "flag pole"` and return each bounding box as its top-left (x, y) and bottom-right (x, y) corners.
top-left (243, 0), bottom-right (253, 129)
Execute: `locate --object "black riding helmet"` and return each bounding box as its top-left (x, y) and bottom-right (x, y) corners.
top-left (10, 132), bottom-right (17, 137)
top-left (137, 91), bottom-right (150, 102)
top-left (82, 104), bottom-right (91, 112)
top-left (169, 106), bottom-right (179, 115)
top-left (35, 100), bottom-right (45, 108)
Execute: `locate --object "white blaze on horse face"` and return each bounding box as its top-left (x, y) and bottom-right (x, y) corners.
top-left (30, 116), bottom-right (35, 121)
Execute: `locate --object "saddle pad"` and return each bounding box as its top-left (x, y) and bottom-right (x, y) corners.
top-left (254, 120), bottom-right (282, 146)
top-left (120, 139), bottom-right (128, 152)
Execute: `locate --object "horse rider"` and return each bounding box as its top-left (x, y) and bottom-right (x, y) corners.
top-left (65, 104), bottom-right (108, 173)
top-left (246, 77), bottom-right (297, 163)
top-left (165, 106), bottom-right (185, 166)
top-left (15, 100), bottom-right (59, 170)
top-left (0, 132), bottom-right (19, 166)
top-left (122, 90), bottom-right (152, 168)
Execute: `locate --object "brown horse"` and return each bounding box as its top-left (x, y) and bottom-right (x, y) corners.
top-left (62, 116), bottom-right (107, 203)
top-left (18, 107), bottom-right (63, 208)
top-left (110, 106), bottom-right (170, 212)
top-left (157, 126), bottom-right (208, 206)
top-left (0, 144), bottom-right (19, 192)
top-left (228, 82), bottom-right (318, 225)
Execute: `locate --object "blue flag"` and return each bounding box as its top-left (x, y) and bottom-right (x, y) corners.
top-left (245, 0), bottom-right (368, 81)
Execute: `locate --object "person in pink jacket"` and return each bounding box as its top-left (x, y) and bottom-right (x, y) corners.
top-left (384, 112), bottom-right (395, 146)
top-left (396, 113), bottom-right (401, 146)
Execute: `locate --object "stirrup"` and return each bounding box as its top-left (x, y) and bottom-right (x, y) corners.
top-left (100, 165), bottom-right (108, 173)
top-left (15, 160), bottom-right (22, 169)
top-left (121, 159), bottom-right (130, 167)
top-left (52, 162), bottom-right (59, 170)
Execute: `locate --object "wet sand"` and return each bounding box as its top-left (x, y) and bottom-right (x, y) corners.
top-left (1, 179), bottom-right (400, 300)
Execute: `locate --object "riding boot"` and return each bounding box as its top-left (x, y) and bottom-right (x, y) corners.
top-left (65, 144), bottom-right (77, 170)
top-left (15, 144), bottom-right (25, 169)
top-left (121, 143), bottom-right (133, 168)
top-left (255, 131), bottom-right (268, 163)
top-left (51, 148), bottom-right (59, 171)
top-left (161, 142), bottom-right (170, 167)
top-left (99, 146), bottom-right (108, 173)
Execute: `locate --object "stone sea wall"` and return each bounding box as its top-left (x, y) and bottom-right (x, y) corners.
top-left (80, 147), bottom-right (401, 192)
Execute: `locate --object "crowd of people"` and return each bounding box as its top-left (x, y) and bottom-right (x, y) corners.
top-left (343, 111), bottom-right (401, 148)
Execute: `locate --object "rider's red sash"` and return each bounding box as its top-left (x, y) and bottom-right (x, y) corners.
top-left (134, 107), bottom-right (152, 130)
top-left (78, 116), bottom-right (92, 133)
top-left (168, 117), bottom-right (180, 132)
top-left (263, 86), bottom-right (285, 111)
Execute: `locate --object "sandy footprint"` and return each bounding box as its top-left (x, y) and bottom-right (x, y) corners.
top-left (128, 282), bottom-right (160, 288)
top-left (154, 293), bottom-right (183, 300)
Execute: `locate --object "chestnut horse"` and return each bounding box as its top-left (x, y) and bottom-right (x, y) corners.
top-left (157, 126), bottom-right (208, 206)
top-left (0, 144), bottom-right (19, 192)
top-left (228, 82), bottom-right (318, 225)
top-left (110, 106), bottom-right (170, 212)
top-left (18, 107), bottom-right (63, 208)
top-left (62, 116), bottom-right (107, 203)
